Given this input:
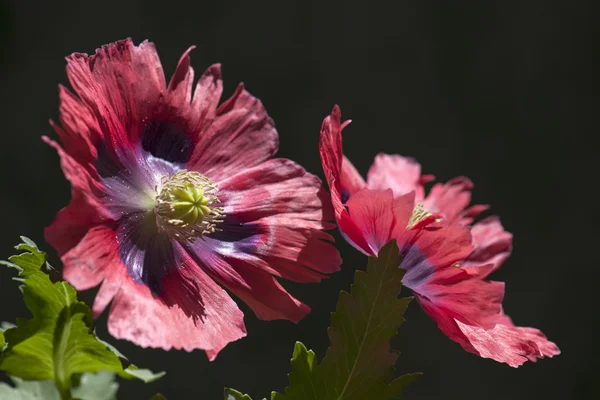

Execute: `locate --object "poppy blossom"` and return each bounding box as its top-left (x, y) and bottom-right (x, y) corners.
top-left (44, 39), bottom-right (341, 360)
top-left (319, 105), bottom-right (559, 367)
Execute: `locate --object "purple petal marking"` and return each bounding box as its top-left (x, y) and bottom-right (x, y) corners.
top-left (116, 211), bottom-right (178, 294)
top-left (142, 120), bottom-right (193, 164)
top-left (95, 137), bottom-right (181, 216)
top-left (398, 244), bottom-right (436, 292)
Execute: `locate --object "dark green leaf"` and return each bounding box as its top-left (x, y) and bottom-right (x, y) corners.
top-left (240, 240), bottom-right (418, 400)
top-left (270, 342), bottom-right (319, 400)
top-left (0, 238), bottom-right (163, 396)
top-left (317, 240), bottom-right (414, 399)
top-left (224, 388), bottom-right (254, 400)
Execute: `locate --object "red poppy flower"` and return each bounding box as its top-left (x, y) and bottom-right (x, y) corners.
top-left (44, 39), bottom-right (341, 360)
top-left (319, 105), bottom-right (559, 367)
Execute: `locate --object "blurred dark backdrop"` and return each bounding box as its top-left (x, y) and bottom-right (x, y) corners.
top-left (0, 0), bottom-right (597, 399)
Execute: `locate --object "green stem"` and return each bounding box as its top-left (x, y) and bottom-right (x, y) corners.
top-left (54, 285), bottom-right (73, 400)
top-left (57, 383), bottom-right (72, 400)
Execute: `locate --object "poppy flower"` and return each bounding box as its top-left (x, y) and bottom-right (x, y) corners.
top-left (44, 39), bottom-right (341, 360)
top-left (319, 105), bottom-right (559, 367)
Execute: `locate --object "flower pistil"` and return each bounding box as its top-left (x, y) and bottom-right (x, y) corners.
top-left (154, 170), bottom-right (224, 242)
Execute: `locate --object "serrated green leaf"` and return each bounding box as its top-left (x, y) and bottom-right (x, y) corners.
top-left (385, 373), bottom-right (422, 398)
top-left (270, 342), bottom-right (318, 400)
top-left (0, 329), bottom-right (4, 349)
top-left (123, 366), bottom-right (166, 383)
top-left (0, 376), bottom-right (61, 400)
top-left (0, 238), bottom-right (163, 396)
top-left (71, 372), bottom-right (119, 400)
top-left (318, 240), bottom-right (412, 399)
top-left (261, 240), bottom-right (417, 400)
top-left (224, 388), bottom-right (254, 400)
top-left (98, 338), bottom-right (165, 383)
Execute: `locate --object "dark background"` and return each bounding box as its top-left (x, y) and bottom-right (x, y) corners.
top-left (0, 0), bottom-right (597, 399)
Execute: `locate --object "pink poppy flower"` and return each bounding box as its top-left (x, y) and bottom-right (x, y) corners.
top-left (319, 105), bottom-right (559, 367)
top-left (44, 39), bottom-right (341, 360)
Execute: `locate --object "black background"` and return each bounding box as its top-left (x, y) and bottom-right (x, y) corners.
top-left (0, 1), bottom-right (597, 399)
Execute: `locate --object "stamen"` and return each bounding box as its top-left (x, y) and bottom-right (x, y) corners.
top-left (406, 203), bottom-right (432, 229)
top-left (154, 170), bottom-right (224, 242)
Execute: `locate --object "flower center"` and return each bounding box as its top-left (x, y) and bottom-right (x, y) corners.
top-left (154, 170), bottom-right (224, 242)
top-left (406, 203), bottom-right (433, 229)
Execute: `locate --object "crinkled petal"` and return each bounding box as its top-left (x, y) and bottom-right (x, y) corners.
top-left (51, 85), bottom-right (101, 170)
top-left (319, 105), bottom-right (345, 208)
top-left (422, 177), bottom-right (488, 225)
top-left (412, 265), bottom-right (504, 330)
top-left (159, 58), bottom-right (222, 152)
top-left (185, 241), bottom-right (310, 323)
top-left (218, 158), bottom-right (334, 223)
top-left (56, 222), bottom-right (124, 318)
top-left (319, 106), bottom-right (374, 255)
top-left (61, 224), bottom-right (120, 291)
top-left (454, 314), bottom-right (560, 367)
top-left (367, 153), bottom-right (432, 200)
top-left (43, 137), bottom-right (113, 255)
top-left (213, 158), bottom-right (341, 280)
top-left (319, 105), bottom-right (367, 201)
top-left (65, 38), bottom-right (166, 158)
top-left (107, 243), bottom-right (246, 360)
top-left (463, 216), bottom-right (513, 273)
top-left (419, 306), bottom-right (561, 367)
top-left (188, 64), bottom-right (223, 134)
top-left (168, 46), bottom-right (196, 103)
top-left (408, 260), bottom-right (504, 330)
top-left (396, 219), bottom-right (473, 270)
top-left (206, 224), bottom-right (336, 283)
top-left (188, 83), bottom-right (278, 181)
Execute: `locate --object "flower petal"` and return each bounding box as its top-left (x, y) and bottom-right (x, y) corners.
top-left (341, 156), bottom-right (366, 199)
top-left (55, 222), bottom-right (124, 318)
top-left (463, 216), bottom-right (513, 273)
top-left (186, 241), bottom-right (310, 323)
top-left (319, 105), bottom-right (345, 209)
top-left (397, 219), bottom-right (473, 270)
top-left (188, 83), bottom-right (278, 181)
top-left (319, 105), bottom-right (367, 203)
top-left (65, 39), bottom-right (166, 157)
top-left (366, 153), bottom-right (432, 200)
top-left (319, 106), bottom-right (377, 255)
top-left (212, 158), bottom-right (341, 280)
top-left (168, 46), bottom-right (196, 102)
top-left (422, 177), bottom-right (488, 225)
top-left (115, 212), bottom-right (178, 294)
top-left (218, 158), bottom-right (334, 225)
top-left (189, 64), bottom-right (223, 133)
top-left (107, 244), bottom-right (246, 360)
top-left (420, 308), bottom-right (560, 368)
top-left (412, 265), bottom-right (504, 330)
top-left (43, 137), bottom-right (112, 255)
top-left (454, 314), bottom-right (560, 367)
top-left (51, 85), bottom-right (101, 170)
top-left (344, 189), bottom-right (414, 256)
top-left (61, 224), bottom-right (119, 291)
